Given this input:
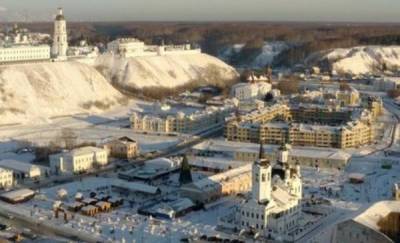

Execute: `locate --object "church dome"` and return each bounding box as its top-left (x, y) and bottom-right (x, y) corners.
top-left (55, 14), bottom-right (65, 21)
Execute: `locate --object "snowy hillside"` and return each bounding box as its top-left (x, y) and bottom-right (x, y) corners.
top-left (218, 42), bottom-right (288, 68)
top-left (251, 42), bottom-right (289, 68)
top-left (95, 53), bottom-right (238, 89)
top-left (0, 62), bottom-right (124, 125)
top-left (309, 46), bottom-right (400, 75)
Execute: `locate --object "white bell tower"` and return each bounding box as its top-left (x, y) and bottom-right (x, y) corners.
top-left (52, 8), bottom-right (68, 59)
top-left (252, 144), bottom-right (272, 203)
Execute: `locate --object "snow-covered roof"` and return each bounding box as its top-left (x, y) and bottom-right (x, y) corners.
top-left (0, 188), bottom-right (35, 201)
top-left (188, 156), bottom-right (247, 170)
top-left (0, 159), bottom-right (40, 173)
top-left (193, 140), bottom-right (351, 161)
top-left (111, 179), bottom-right (160, 195)
top-left (192, 164), bottom-right (251, 190)
top-left (353, 200), bottom-right (400, 232)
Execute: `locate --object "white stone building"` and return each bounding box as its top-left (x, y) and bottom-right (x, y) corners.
top-left (231, 82), bottom-right (272, 101)
top-left (223, 144), bottom-right (302, 240)
top-left (0, 168), bottom-right (13, 189)
top-left (0, 45), bottom-right (51, 64)
top-left (107, 38), bottom-right (200, 58)
top-left (49, 146), bottom-right (108, 174)
top-left (52, 8), bottom-right (68, 59)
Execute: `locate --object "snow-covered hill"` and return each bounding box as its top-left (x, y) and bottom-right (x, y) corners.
top-left (0, 62), bottom-right (124, 125)
top-left (218, 42), bottom-right (288, 68)
top-left (95, 53), bottom-right (238, 89)
top-left (308, 46), bottom-right (400, 75)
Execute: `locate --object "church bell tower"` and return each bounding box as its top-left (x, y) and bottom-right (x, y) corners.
top-left (52, 8), bottom-right (68, 59)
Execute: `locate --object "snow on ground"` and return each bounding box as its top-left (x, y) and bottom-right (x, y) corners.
top-left (0, 99), bottom-right (184, 154)
top-left (318, 46), bottom-right (400, 75)
top-left (251, 42), bottom-right (288, 68)
top-left (95, 53), bottom-right (238, 89)
top-left (0, 61), bottom-right (124, 125)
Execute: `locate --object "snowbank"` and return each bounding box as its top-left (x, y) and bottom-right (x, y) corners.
top-left (312, 46), bottom-right (400, 75)
top-left (95, 52), bottom-right (238, 89)
top-left (0, 61), bottom-right (124, 125)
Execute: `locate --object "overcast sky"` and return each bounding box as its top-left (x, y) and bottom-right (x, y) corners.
top-left (0, 0), bottom-right (399, 22)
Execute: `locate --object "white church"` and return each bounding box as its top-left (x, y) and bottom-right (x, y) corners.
top-left (222, 144), bottom-right (303, 241)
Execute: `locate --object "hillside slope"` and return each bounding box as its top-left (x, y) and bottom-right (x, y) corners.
top-left (0, 62), bottom-right (124, 125)
top-left (95, 53), bottom-right (238, 89)
top-left (307, 46), bottom-right (400, 75)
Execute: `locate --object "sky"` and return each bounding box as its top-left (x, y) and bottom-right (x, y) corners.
top-left (0, 0), bottom-right (399, 23)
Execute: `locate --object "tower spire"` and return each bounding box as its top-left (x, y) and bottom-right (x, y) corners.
top-left (259, 142), bottom-right (265, 159)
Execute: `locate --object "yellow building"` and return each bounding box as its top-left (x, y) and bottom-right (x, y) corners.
top-left (225, 102), bottom-right (379, 149)
top-left (103, 136), bottom-right (139, 159)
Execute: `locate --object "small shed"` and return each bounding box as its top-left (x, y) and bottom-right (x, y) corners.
top-left (66, 202), bottom-right (84, 212)
top-left (82, 198), bottom-right (98, 206)
top-left (96, 201), bottom-right (111, 212)
top-left (81, 205), bottom-right (99, 216)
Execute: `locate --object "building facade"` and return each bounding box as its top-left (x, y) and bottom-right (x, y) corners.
top-left (0, 45), bottom-right (50, 64)
top-left (131, 106), bottom-right (233, 134)
top-left (103, 136), bottom-right (139, 159)
top-left (231, 82), bottom-right (272, 101)
top-left (50, 146), bottom-right (108, 174)
top-left (0, 168), bottom-right (13, 189)
top-left (225, 102), bottom-right (379, 149)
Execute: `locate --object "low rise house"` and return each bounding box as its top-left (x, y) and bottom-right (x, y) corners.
top-left (49, 146), bottom-right (108, 174)
top-left (103, 136), bottom-right (139, 159)
top-left (0, 168), bottom-right (13, 189)
top-left (0, 160), bottom-right (41, 179)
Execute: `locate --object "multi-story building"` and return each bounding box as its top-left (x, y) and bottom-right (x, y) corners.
top-left (0, 168), bottom-right (13, 189)
top-left (225, 102), bottom-right (378, 149)
top-left (107, 38), bottom-right (200, 58)
top-left (50, 146), bottom-right (108, 174)
top-left (192, 140), bottom-right (351, 169)
top-left (131, 105), bottom-right (233, 134)
top-left (103, 136), bottom-right (139, 159)
top-left (0, 45), bottom-right (50, 64)
top-left (231, 82), bottom-right (272, 101)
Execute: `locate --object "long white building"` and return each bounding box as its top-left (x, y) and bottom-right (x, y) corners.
top-left (0, 45), bottom-right (50, 64)
top-left (49, 146), bottom-right (108, 174)
top-left (231, 82), bottom-right (272, 101)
